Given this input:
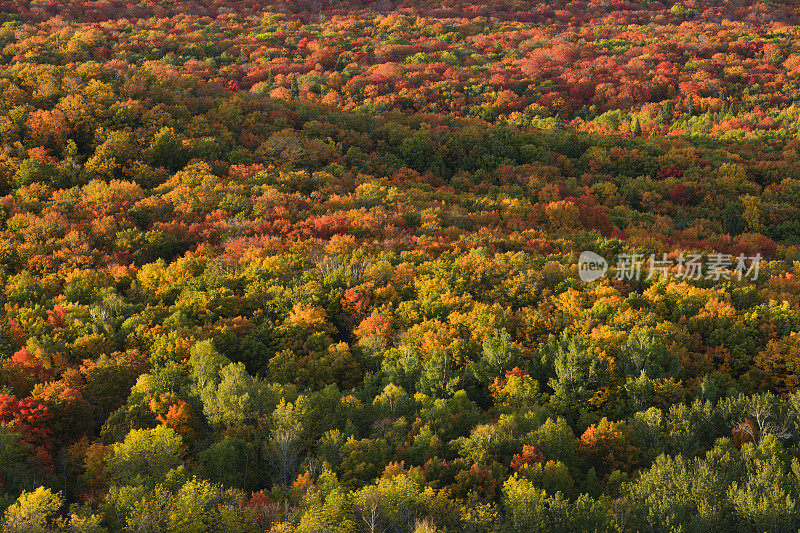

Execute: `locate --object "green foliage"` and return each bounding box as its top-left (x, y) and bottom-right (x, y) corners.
top-left (0, 424), bottom-right (34, 501)
top-left (199, 437), bottom-right (256, 490)
top-left (200, 363), bottom-right (275, 427)
top-left (105, 426), bottom-right (183, 486)
top-left (3, 1), bottom-right (800, 529)
top-left (503, 475), bottom-right (611, 532)
top-left (168, 477), bottom-right (254, 533)
top-left (15, 158), bottom-right (60, 188)
top-left (149, 127), bottom-right (187, 173)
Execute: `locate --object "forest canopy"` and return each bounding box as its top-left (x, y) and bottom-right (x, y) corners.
top-left (1, 0), bottom-right (800, 531)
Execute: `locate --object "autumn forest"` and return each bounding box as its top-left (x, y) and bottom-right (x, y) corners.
top-left (1, 0), bottom-right (800, 531)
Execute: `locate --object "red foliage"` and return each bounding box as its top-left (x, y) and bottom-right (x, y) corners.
top-left (579, 420), bottom-right (638, 479)
top-left (510, 445), bottom-right (546, 472)
top-left (341, 288), bottom-right (371, 316)
top-left (245, 491), bottom-right (284, 530)
top-left (0, 394), bottom-right (54, 466)
top-left (453, 463), bottom-right (498, 500)
top-left (46, 304), bottom-right (67, 328)
top-left (309, 215), bottom-right (351, 239)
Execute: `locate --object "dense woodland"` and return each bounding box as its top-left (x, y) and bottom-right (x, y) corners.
top-left (2, 0), bottom-right (800, 531)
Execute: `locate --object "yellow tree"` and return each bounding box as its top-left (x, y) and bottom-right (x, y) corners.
top-left (2, 487), bottom-right (63, 533)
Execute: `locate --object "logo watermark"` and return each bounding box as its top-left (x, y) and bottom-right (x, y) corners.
top-left (578, 252), bottom-right (761, 282)
top-left (578, 251), bottom-right (609, 282)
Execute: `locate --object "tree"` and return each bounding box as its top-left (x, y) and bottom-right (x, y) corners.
top-left (353, 474), bottom-right (427, 533)
top-left (149, 392), bottom-right (198, 446)
top-left (14, 157), bottom-right (60, 188)
top-left (734, 394), bottom-right (791, 445)
top-left (26, 109), bottom-right (68, 151)
top-left (31, 381), bottom-right (93, 444)
top-left (265, 399), bottom-right (303, 487)
top-left (187, 340), bottom-right (230, 393)
top-left (543, 334), bottom-right (606, 421)
top-left (727, 437), bottom-right (799, 532)
top-left (413, 518), bottom-right (439, 533)
top-left (2, 487), bottom-right (64, 533)
top-left (502, 475), bottom-right (610, 532)
top-left (618, 329), bottom-right (680, 380)
top-left (200, 437), bottom-right (257, 491)
top-left (754, 333), bottom-right (800, 393)
top-left (0, 424), bottom-right (34, 499)
top-left (417, 349), bottom-right (462, 398)
top-left (85, 131), bottom-right (135, 179)
top-left (106, 483), bottom-right (173, 532)
top-left (200, 363), bottom-right (274, 428)
top-left (339, 437), bottom-right (390, 489)
top-left (491, 368), bottom-right (543, 414)
top-left (0, 394), bottom-right (53, 454)
top-left (474, 328), bottom-right (520, 385)
top-left (373, 383), bottom-right (411, 418)
top-left (296, 486), bottom-right (357, 533)
top-left (148, 127), bottom-right (187, 172)
top-left (168, 477), bottom-right (255, 533)
top-left (624, 454), bottom-right (731, 532)
top-left (527, 417), bottom-right (579, 470)
top-left (516, 460), bottom-right (575, 498)
top-left (62, 512), bottom-right (107, 533)
top-left (76, 353), bottom-right (144, 426)
top-left (631, 117), bottom-right (642, 137)
top-left (579, 418), bottom-right (639, 479)
top-left (105, 426), bottom-right (183, 486)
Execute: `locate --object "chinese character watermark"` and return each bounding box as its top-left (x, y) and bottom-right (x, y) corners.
top-left (578, 251), bottom-right (762, 282)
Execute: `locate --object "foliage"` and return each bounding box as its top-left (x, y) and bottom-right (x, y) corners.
top-left (0, 0), bottom-right (799, 530)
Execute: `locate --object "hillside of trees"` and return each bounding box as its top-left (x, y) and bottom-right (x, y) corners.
top-left (2, 0), bottom-right (800, 531)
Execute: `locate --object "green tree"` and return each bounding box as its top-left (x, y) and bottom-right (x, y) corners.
top-left (265, 399), bottom-right (304, 487)
top-left (527, 417), bottom-right (579, 469)
top-left (168, 477), bottom-right (255, 533)
top-left (107, 483), bottom-right (173, 533)
top-left (149, 127), bottom-right (187, 172)
top-left (187, 340), bottom-right (230, 394)
top-left (353, 474), bottom-right (432, 533)
top-left (540, 334), bottom-right (605, 421)
top-left (14, 158), bottom-right (60, 188)
top-left (296, 487), bottom-right (357, 533)
top-left (417, 349), bottom-right (462, 398)
top-left (105, 426), bottom-right (183, 486)
top-left (373, 383), bottom-right (411, 418)
top-left (625, 453), bottom-right (731, 532)
top-left (728, 435), bottom-right (800, 532)
top-left (619, 329), bottom-right (680, 379)
top-left (200, 363), bottom-right (274, 428)
top-left (199, 437), bottom-right (257, 490)
top-left (339, 437), bottom-right (390, 489)
top-left (631, 116), bottom-right (642, 136)
top-left (0, 424), bottom-right (33, 501)
top-left (474, 328), bottom-right (520, 385)
top-left (502, 475), bottom-right (610, 532)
